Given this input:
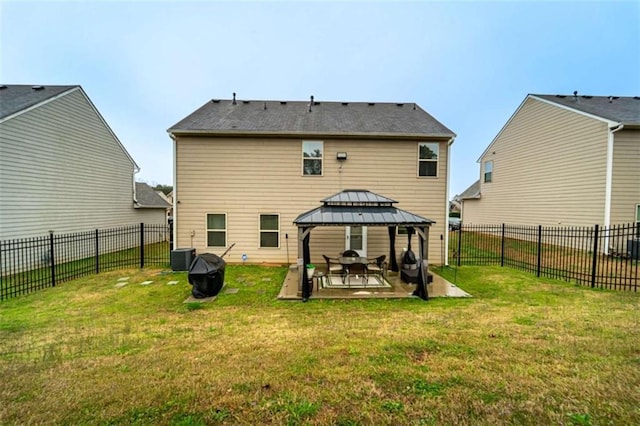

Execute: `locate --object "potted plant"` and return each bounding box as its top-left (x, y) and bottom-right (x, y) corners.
top-left (306, 263), bottom-right (316, 277)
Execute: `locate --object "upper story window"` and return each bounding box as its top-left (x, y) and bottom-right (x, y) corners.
top-left (259, 214), bottom-right (280, 248)
top-left (418, 143), bottom-right (438, 177)
top-left (206, 213), bottom-right (226, 247)
top-left (302, 141), bottom-right (323, 176)
top-left (484, 160), bottom-right (493, 183)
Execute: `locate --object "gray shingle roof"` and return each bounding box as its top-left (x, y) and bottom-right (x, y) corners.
top-left (533, 94), bottom-right (640, 125)
top-left (0, 85), bottom-right (79, 119)
top-left (135, 183), bottom-right (171, 209)
top-left (458, 180), bottom-right (480, 200)
top-left (168, 98), bottom-right (455, 138)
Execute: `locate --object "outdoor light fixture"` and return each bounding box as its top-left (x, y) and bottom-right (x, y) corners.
top-left (336, 152), bottom-right (348, 161)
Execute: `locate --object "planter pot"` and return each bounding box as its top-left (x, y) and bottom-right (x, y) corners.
top-left (306, 268), bottom-right (315, 278)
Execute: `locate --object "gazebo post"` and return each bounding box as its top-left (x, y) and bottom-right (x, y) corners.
top-left (413, 226), bottom-right (430, 300)
top-left (298, 226), bottom-right (313, 301)
top-left (388, 226), bottom-right (398, 272)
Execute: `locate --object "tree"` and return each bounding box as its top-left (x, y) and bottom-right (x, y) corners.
top-left (153, 184), bottom-right (173, 195)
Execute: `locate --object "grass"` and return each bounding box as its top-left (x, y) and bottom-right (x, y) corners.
top-left (1, 264), bottom-right (639, 425)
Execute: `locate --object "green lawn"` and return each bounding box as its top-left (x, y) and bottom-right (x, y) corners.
top-left (1, 265), bottom-right (638, 425)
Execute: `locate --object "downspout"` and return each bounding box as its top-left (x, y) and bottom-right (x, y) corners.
top-left (444, 136), bottom-right (455, 265)
top-left (603, 123), bottom-right (623, 254)
top-left (133, 166), bottom-right (140, 205)
top-left (170, 133), bottom-right (177, 250)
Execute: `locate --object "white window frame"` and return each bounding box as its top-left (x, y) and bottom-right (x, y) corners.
top-left (302, 140), bottom-right (323, 176)
top-left (206, 213), bottom-right (227, 248)
top-left (259, 213), bottom-right (280, 249)
top-left (484, 160), bottom-right (493, 183)
top-left (417, 142), bottom-right (439, 178)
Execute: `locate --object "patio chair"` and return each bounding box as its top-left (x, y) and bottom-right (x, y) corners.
top-left (322, 254), bottom-right (346, 284)
top-left (367, 255), bottom-right (387, 281)
top-left (342, 249), bottom-right (359, 258)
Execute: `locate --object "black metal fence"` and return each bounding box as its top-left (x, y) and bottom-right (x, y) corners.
top-left (450, 223), bottom-right (639, 291)
top-left (0, 223), bottom-right (171, 301)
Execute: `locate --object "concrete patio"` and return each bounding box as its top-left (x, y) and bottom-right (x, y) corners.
top-left (277, 266), bottom-right (471, 300)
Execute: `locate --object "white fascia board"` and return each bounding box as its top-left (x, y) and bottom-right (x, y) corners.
top-left (476, 95), bottom-right (621, 163)
top-left (0, 86), bottom-right (79, 124)
top-left (476, 95), bottom-right (532, 163)
top-left (77, 87), bottom-right (140, 171)
top-left (529, 95), bottom-right (618, 127)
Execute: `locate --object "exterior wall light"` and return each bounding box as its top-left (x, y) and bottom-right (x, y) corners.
top-left (336, 152), bottom-right (348, 161)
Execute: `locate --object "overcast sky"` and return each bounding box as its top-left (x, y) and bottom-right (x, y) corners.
top-left (2, 1), bottom-right (638, 196)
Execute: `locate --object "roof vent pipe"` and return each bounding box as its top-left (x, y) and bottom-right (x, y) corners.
top-left (264, 101), bottom-right (267, 110)
top-left (232, 92), bottom-right (237, 105)
top-left (573, 90), bottom-right (578, 101)
top-left (309, 95), bottom-right (314, 112)
top-left (609, 96), bottom-right (613, 103)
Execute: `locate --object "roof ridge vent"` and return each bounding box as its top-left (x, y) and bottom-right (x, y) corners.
top-left (555, 95), bottom-right (566, 98)
top-left (396, 103), bottom-right (404, 107)
top-left (581, 95), bottom-right (593, 99)
top-left (368, 102), bottom-right (375, 106)
top-left (32, 85), bottom-right (44, 91)
top-left (211, 99), bottom-right (220, 103)
top-left (0, 85), bottom-right (7, 90)
top-left (341, 102), bottom-right (348, 106)
top-left (242, 100), bottom-right (250, 104)
top-left (280, 101), bottom-right (287, 105)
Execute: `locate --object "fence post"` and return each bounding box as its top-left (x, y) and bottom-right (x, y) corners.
top-left (95, 229), bottom-right (99, 274)
top-left (501, 223), bottom-right (505, 267)
top-left (140, 223), bottom-right (145, 269)
top-left (49, 230), bottom-right (56, 287)
top-left (536, 225), bottom-right (542, 277)
top-left (457, 225), bottom-right (462, 267)
top-left (591, 224), bottom-right (599, 288)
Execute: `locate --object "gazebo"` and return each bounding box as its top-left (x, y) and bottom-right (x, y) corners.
top-left (293, 190), bottom-right (435, 301)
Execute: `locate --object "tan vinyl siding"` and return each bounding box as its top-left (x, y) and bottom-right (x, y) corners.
top-left (0, 89), bottom-right (161, 240)
top-left (610, 129), bottom-right (640, 225)
top-left (175, 137), bottom-right (448, 265)
top-left (464, 98), bottom-right (609, 226)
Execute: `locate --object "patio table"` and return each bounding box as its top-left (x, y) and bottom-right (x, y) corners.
top-left (338, 256), bottom-right (368, 286)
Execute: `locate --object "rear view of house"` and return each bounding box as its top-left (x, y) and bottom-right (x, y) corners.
top-left (462, 93), bottom-right (640, 228)
top-left (0, 85), bottom-right (167, 240)
top-left (168, 95), bottom-right (456, 267)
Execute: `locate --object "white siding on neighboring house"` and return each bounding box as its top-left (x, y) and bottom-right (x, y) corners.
top-left (610, 129), bottom-right (640, 225)
top-left (0, 88), bottom-right (161, 240)
top-left (175, 137), bottom-right (449, 266)
top-left (464, 97), bottom-right (609, 227)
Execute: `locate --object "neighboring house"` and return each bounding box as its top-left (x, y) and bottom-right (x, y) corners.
top-left (135, 182), bottom-right (171, 223)
top-left (168, 95), bottom-right (456, 266)
top-left (463, 93), bottom-right (640, 228)
top-left (0, 84), bottom-right (163, 240)
top-left (154, 188), bottom-right (173, 222)
top-left (456, 180), bottom-right (480, 220)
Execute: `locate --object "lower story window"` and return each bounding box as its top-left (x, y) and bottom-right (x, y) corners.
top-left (260, 214), bottom-right (279, 248)
top-left (206, 213), bottom-right (226, 247)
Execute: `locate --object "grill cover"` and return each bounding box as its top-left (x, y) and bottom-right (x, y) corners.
top-left (188, 253), bottom-right (226, 298)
